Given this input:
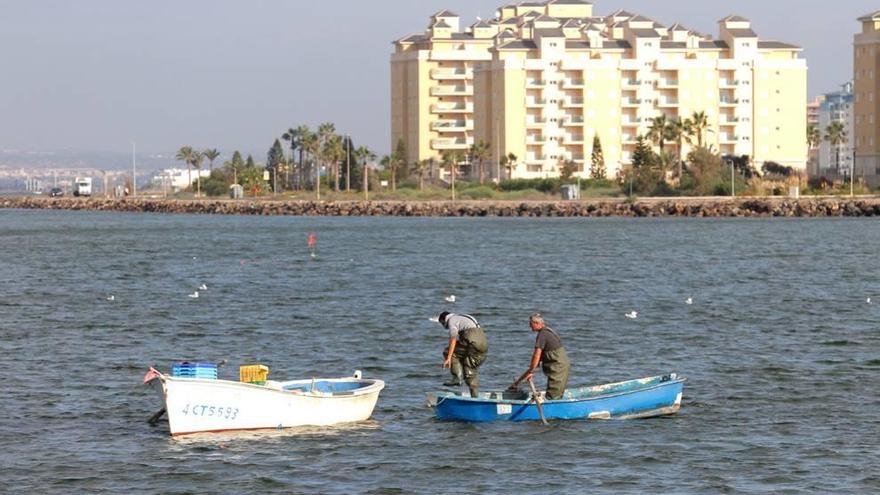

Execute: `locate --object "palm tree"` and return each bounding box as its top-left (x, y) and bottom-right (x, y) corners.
top-left (323, 134), bottom-right (344, 192)
top-left (469, 140), bottom-right (491, 184)
top-left (646, 115), bottom-right (669, 153)
top-left (415, 159), bottom-right (432, 190)
top-left (505, 152), bottom-right (517, 180)
top-left (191, 152), bottom-right (204, 197)
top-left (687, 111), bottom-right (710, 148)
top-left (203, 149), bottom-right (220, 174)
top-left (441, 150), bottom-right (465, 201)
top-left (667, 118), bottom-right (686, 178)
top-left (807, 123), bottom-right (821, 150)
top-left (354, 145), bottom-right (375, 198)
top-left (316, 123), bottom-right (336, 190)
top-left (302, 131), bottom-right (321, 198)
top-left (824, 121), bottom-right (848, 174)
top-left (175, 146), bottom-right (195, 193)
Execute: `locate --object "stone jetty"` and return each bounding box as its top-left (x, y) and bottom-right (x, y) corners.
top-left (3, 196), bottom-right (880, 217)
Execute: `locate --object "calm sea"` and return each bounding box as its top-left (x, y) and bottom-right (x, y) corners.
top-left (0, 209), bottom-right (878, 494)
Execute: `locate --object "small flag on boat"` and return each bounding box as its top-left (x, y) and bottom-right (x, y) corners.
top-left (143, 367), bottom-right (161, 384)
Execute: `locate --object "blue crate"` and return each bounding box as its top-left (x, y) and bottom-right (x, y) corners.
top-left (172, 362), bottom-right (218, 379)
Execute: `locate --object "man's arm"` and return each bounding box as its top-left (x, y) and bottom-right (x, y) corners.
top-left (511, 348), bottom-right (542, 387)
top-left (442, 337), bottom-right (457, 368)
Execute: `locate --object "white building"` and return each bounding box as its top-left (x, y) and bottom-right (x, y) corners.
top-left (817, 82), bottom-right (854, 176)
top-left (152, 168), bottom-right (211, 191)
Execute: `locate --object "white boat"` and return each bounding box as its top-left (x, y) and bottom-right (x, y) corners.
top-left (145, 369), bottom-right (385, 437)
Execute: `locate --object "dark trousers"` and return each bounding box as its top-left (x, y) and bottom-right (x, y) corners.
top-left (444, 327), bottom-right (488, 394)
top-left (541, 347), bottom-right (571, 400)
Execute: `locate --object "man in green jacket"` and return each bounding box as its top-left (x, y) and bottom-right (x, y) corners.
top-left (510, 313), bottom-right (571, 400)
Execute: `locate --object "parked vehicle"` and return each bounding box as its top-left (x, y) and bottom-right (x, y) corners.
top-left (73, 177), bottom-right (92, 197)
top-left (49, 187), bottom-right (64, 197)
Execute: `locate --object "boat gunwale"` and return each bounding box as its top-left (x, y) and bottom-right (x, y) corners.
top-left (159, 373), bottom-right (386, 399)
top-left (431, 376), bottom-right (685, 406)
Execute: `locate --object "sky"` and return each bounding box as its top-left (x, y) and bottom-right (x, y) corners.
top-left (0, 0), bottom-right (877, 159)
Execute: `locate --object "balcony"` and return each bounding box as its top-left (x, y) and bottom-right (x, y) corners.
top-left (657, 79), bottom-right (679, 88)
top-left (719, 79), bottom-right (737, 88)
top-left (526, 134), bottom-right (547, 144)
top-left (431, 137), bottom-right (469, 150)
top-left (430, 68), bottom-right (472, 80)
top-left (525, 117), bottom-right (547, 128)
top-left (622, 117), bottom-right (642, 127)
top-left (658, 98), bottom-right (679, 108)
top-left (623, 78), bottom-right (641, 88)
top-left (719, 134), bottom-right (738, 144)
top-left (719, 97), bottom-right (737, 107)
top-left (525, 155), bottom-right (548, 164)
top-left (622, 134), bottom-right (638, 144)
top-left (563, 135), bottom-right (585, 144)
top-left (431, 102), bottom-right (473, 113)
top-left (526, 79), bottom-right (546, 88)
top-left (431, 120), bottom-right (472, 132)
top-left (430, 85), bottom-right (473, 96)
top-left (622, 98), bottom-right (642, 107)
top-left (562, 116), bottom-right (585, 126)
top-left (526, 98), bottom-right (547, 107)
top-left (719, 116), bottom-right (739, 125)
top-left (563, 98), bottom-right (584, 107)
top-left (568, 154), bottom-right (585, 161)
top-left (563, 79), bottom-right (585, 88)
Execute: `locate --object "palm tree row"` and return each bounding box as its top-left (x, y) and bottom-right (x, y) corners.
top-left (176, 146), bottom-right (221, 197)
top-left (280, 123), bottom-right (376, 196)
top-left (646, 111), bottom-right (711, 179)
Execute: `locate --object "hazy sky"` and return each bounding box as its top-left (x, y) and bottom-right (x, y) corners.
top-left (0, 0), bottom-right (876, 157)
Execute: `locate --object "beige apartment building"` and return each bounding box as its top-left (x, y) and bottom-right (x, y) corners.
top-left (854, 11), bottom-right (880, 186)
top-left (392, 1), bottom-right (807, 180)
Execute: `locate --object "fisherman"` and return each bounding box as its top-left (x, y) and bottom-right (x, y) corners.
top-left (510, 313), bottom-right (571, 400)
top-left (437, 311), bottom-right (488, 397)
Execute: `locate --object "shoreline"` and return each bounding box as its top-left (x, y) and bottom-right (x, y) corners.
top-left (2, 196), bottom-right (880, 217)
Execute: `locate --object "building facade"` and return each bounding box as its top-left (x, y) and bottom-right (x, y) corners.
top-left (392, 1), bottom-right (808, 181)
top-left (816, 83), bottom-right (853, 178)
top-left (806, 95), bottom-right (825, 177)
top-left (854, 11), bottom-right (880, 186)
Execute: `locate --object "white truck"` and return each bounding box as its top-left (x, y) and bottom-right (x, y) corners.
top-left (73, 177), bottom-right (92, 197)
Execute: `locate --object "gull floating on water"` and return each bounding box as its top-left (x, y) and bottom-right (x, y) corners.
top-left (625, 311), bottom-right (638, 319)
top-left (868, 297), bottom-right (873, 304)
top-left (188, 291), bottom-right (199, 299)
top-left (685, 297), bottom-right (693, 305)
top-left (445, 295), bottom-right (456, 303)
top-left (199, 284), bottom-right (208, 291)
top-left (106, 295), bottom-right (115, 302)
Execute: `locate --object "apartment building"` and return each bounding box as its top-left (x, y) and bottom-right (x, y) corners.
top-left (392, 1), bottom-right (807, 180)
top-left (854, 11), bottom-right (880, 186)
top-left (816, 83), bottom-right (853, 177)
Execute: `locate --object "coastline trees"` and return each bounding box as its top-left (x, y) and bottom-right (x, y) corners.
top-left (175, 146), bottom-right (196, 194)
top-left (469, 140), bottom-right (490, 184)
top-left (203, 149), bottom-right (220, 174)
top-left (590, 135), bottom-right (605, 180)
top-left (354, 145), bottom-right (375, 194)
top-left (686, 111), bottom-right (710, 148)
top-left (824, 121), bottom-right (848, 175)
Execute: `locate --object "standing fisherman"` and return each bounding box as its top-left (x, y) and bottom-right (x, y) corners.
top-left (510, 313), bottom-right (571, 400)
top-left (437, 311), bottom-right (488, 397)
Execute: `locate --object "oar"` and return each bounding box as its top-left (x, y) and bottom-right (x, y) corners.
top-left (146, 360), bottom-right (227, 425)
top-left (528, 377), bottom-right (549, 425)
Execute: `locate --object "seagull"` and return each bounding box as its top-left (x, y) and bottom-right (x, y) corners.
top-left (199, 284), bottom-right (207, 291)
top-left (445, 295), bottom-right (456, 303)
top-left (685, 297), bottom-right (693, 305)
top-left (192, 256), bottom-right (197, 260)
top-left (625, 311), bottom-right (638, 319)
top-left (868, 297), bottom-right (873, 304)
top-left (106, 295), bottom-right (115, 301)
top-left (188, 291), bottom-right (199, 299)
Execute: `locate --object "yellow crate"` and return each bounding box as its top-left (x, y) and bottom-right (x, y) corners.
top-left (239, 364), bottom-right (269, 385)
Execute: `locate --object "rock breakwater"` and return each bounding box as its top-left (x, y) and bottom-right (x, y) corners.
top-left (3, 196), bottom-right (880, 218)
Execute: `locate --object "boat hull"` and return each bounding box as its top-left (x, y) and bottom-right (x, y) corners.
top-left (154, 375), bottom-right (384, 436)
top-left (428, 374), bottom-right (684, 422)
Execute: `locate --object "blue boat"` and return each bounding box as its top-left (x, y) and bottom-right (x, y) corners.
top-left (427, 374), bottom-right (685, 422)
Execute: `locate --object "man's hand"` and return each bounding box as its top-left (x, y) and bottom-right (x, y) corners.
top-left (442, 358), bottom-right (452, 369)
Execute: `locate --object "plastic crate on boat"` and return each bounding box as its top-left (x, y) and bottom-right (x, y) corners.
top-left (172, 362), bottom-right (218, 379)
top-left (240, 364), bottom-right (269, 385)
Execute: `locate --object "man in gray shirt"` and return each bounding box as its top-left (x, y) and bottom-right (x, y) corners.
top-left (438, 311), bottom-right (488, 397)
top-left (510, 313), bottom-right (571, 400)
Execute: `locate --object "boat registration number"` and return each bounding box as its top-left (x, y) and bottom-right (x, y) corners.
top-left (181, 404), bottom-right (239, 420)
top-left (496, 404), bottom-right (512, 415)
